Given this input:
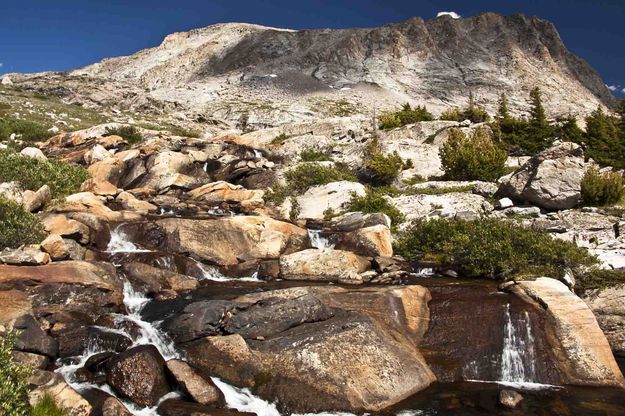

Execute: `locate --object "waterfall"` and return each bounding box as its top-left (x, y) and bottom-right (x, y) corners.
top-left (253, 149), bottom-right (263, 158)
top-left (500, 304), bottom-right (537, 384)
top-left (106, 226), bottom-right (151, 253)
top-left (194, 260), bottom-right (262, 282)
top-left (308, 229), bottom-right (334, 250)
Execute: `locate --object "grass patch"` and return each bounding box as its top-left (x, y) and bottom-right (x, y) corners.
top-left (31, 395), bottom-right (67, 416)
top-left (0, 115), bottom-right (53, 142)
top-left (347, 189), bottom-right (405, 230)
top-left (0, 196), bottom-right (46, 249)
top-left (395, 218), bottom-right (598, 279)
top-left (104, 125), bottom-right (143, 145)
top-left (300, 148), bottom-right (332, 162)
top-left (0, 150), bottom-right (88, 198)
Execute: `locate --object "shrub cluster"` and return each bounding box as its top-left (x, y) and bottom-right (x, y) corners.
top-left (439, 127), bottom-right (508, 181)
top-left (0, 150), bottom-right (88, 198)
top-left (347, 189), bottom-right (405, 230)
top-left (104, 125), bottom-right (143, 145)
top-left (284, 162), bottom-right (356, 194)
top-left (440, 95), bottom-right (490, 124)
top-left (575, 269), bottom-right (625, 295)
top-left (0, 196), bottom-right (46, 249)
top-left (300, 148), bottom-right (332, 162)
top-left (580, 167), bottom-right (625, 206)
top-left (394, 218), bottom-right (598, 279)
top-left (0, 116), bottom-right (53, 142)
top-left (378, 103), bottom-right (434, 129)
top-left (0, 332), bottom-right (32, 416)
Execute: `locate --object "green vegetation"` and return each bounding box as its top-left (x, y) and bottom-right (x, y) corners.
top-left (284, 162), bottom-right (356, 194)
top-left (407, 185), bottom-right (475, 195)
top-left (310, 98), bottom-right (360, 117)
top-left (0, 332), bottom-right (32, 416)
top-left (0, 115), bottom-right (53, 142)
top-left (359, 140), bottom-right (408, 186)
top-left (439, 127), bottom-right (507, 181)
top-left (300, 148), bottom-right (332, 162)
top-left (575, 269), bottom-right (625, 294)
top-left (0, 196), bottom-right (46, 249)
top-left (270, 133), bottom-right (291, 145)
top-left (378, 103), bottom-right (434, 129)
top-left (348, 189), bottom-right (405, 230)
top-left (402, 175), bottom-right (426, 186)
top-left (395, 218), bottom-right (598, 279)
top-left (439, 93), bottom-right (490, 123)
top-left (104, 125), bottom-right (143, 145)
top-left (0, 150), bottom-right (88, 199)
top-left (31, 395), bottom-right (66, 416)
top-left (580, 167), bottom-right (625, 206)
top-left (582, 106), bottom-right (625, 169)
top-left (265, 162), bottom-right (357, 206)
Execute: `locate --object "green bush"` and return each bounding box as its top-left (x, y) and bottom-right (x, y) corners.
top-left (104, 125), bottom-right (143, 145)
top-left (31, 395), bottom-right (66, 416)
top-left (300, 148), bottom-right (332, 162)
top-left (580, 167), bottom-right (625, 206)
top-left (439, 127), bottom-right (507, 181)
top-left (440, 105), bottom-right (490, 124)
top-left (270, 133), bottom-right (290, 145)
top-left (394, 218), bottom-right (598, 279)
top-left (0, 331), bottom-right (32, 416)
top-left (439, 108), bottom-right (462, 122)
top-left (379, 103), bottom-right (433, 129)
top-left (575, 269), bottom-right (625, 294)
top-left (0, 196), bottom-right (46, 249)
top-left (0, 116), bottom-right (53, 142)
top-left (362, 151), bottom-right (404, 186)
top-left (0, 150), bottom-right (88, 199)
top-left (348, 189), bottom-right (405, 230)
top-left (581, 107), bottom-right (625, 169)
top-left (284, 163), bottom-right (357, 194)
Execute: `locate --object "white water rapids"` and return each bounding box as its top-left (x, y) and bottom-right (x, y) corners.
top-left (307, 229), bottom-right (334, 250)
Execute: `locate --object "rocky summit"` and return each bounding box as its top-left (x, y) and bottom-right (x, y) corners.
top-left (5, 13), bottom-right (615, 130)
top-left (2, 8), bottom-right (625, 416)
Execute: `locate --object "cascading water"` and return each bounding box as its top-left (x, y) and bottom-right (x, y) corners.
top-left (107, 226), bottom-right (151, 253)
top-left (500, 303), bottom-right (536, 384)
top-left (194, 260), bottom-right (261, 282)
top-left (308, 229), bottom-right (334, 250)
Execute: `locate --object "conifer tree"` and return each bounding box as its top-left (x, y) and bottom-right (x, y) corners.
top-left (529, 87), bottom-right (548, 129)
top-left (497, 93), bottom-right (511, 121)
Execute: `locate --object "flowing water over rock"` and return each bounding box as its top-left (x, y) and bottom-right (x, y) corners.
top-left (307, 229), bottom-right (334, 249)
top-left (500, 304), bottom-right (537, 384)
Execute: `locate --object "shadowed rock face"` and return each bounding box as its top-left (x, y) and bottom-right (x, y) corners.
top-left (180, 285), bottom-right (435, 413)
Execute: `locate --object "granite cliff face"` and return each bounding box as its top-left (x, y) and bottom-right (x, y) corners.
top-left (7, 13), bottom-right (615, 127)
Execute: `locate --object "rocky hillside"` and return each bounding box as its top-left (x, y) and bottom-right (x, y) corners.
top-left (5, 13), bottom-right (615, 129)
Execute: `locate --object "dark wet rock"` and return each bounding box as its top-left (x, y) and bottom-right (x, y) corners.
top-left (84, 351), bottom-right (116, 373)
top-left (157, 399), bottom-right (253, 416)
top-left (373, 256), bottom-right (410, 273)
top-left (184, 285), bottom-right (435, 413)
top-left (106, 345), bottom-right (171, 407)
top-left (95, 314), bottom-right (142, 340)
top-left (56, 325), bottom-right (132, 357)
top-left (257, 259), bottom-right (280, 280)
top-left (13, 315), bottom-right (59, 359)
top-left (222, 295), bottom-right (334, 340)
top-left (166, 359), bottom-right (224, 405)
top-left (499, 389), bottom-right (523, 408)
top-left (328, 212), bottom-right (391, 232)
top-left (168, 300), bottom-right (239, 344)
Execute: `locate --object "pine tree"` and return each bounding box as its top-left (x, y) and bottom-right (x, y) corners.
top-left (497, 93), bottom-right (511, 121)
top-left (529, 87), bottom-right (548, 129)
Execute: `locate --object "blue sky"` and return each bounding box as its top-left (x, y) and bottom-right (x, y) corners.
top-left (1, 0), bottom-right (623, 94)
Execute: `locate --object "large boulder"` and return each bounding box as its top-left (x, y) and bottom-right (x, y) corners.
top-left (388, 192), bottom-right (492, 223)
top-left (183, 285), bottom-right (435, 413)
top-left (296, 181), bottom-right (366, 220)
top-left (155, 216), bottom-right (307, 266)
top-left (583, 285), bottom-right (625, 356)
top-left (138, 151), bottom-right (196, 191)
top-left (509, 277), bottom-right (625, 387)
top-left (106, 345), bottom-right (171, 407)
top-left (279, 249), bottom-right (371, 283)
top-left (187, 181), bottom-right (265, 209)
top-left (41, 214), bottom-right (91, 244)
top-left (334, 224), bottom-right (393, 257)
top-left (122, 262), bottom-right (198, 294)
top-left (0, 261), bottom-right (124, 319)
top-left (498, 142), bottom-right (586, 210)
